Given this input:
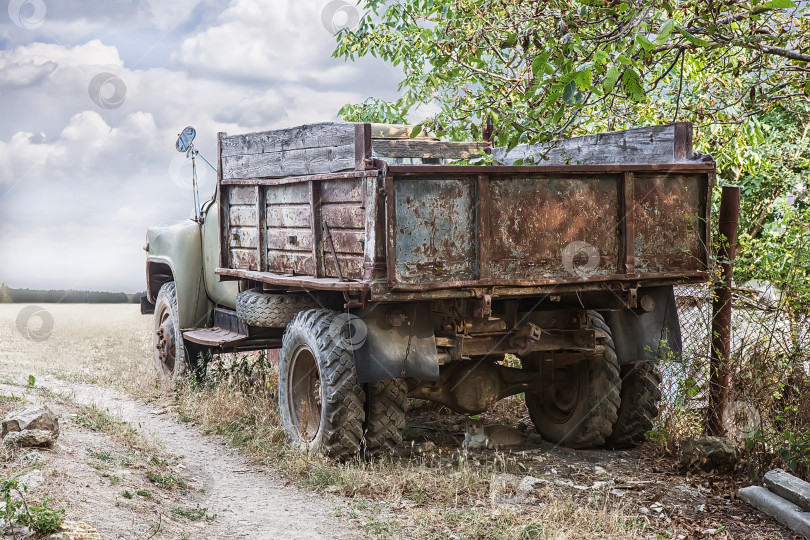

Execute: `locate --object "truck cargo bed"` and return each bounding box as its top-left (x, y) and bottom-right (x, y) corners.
top-left (215, 123), bottom-right (713, 302)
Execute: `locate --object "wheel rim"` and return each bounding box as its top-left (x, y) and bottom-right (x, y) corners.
top-left (156, 309), bottom-right (176, 376)
top-left (287, 344), bottom-right (322, 442)
top-left (544, 363), bottom-right (582, 423)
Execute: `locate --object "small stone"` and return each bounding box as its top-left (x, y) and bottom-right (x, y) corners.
top-left (517, 476), bottom-right (547, 495)
top-left (611, 489), bottom-right (626, 498)
top-left (680, 436), bottom-right (739, 474)
top-left (638, 506), bottom-right (650, 515)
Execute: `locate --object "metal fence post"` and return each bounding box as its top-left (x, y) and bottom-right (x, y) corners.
top-left (707, 185), bottom-right (741, 436)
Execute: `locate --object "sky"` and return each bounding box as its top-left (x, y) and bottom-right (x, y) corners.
top-left (0, 0), bottom-right (402, 292)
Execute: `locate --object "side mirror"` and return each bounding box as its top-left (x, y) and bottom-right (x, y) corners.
top-left (176, 126), bottom-right (196, 153)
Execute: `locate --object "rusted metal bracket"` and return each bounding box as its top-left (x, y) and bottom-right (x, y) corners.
top-left (624, 286), bottom-right (638, 309)
top-left (473, 293), bottom-right (492, 319)
top-left (508, 322), bottom-right (543, 355)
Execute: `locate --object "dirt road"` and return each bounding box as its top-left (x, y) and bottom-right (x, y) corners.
top-left (1, 370), bottom-right (356, 539)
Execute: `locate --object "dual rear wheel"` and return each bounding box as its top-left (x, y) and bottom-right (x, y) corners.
top-left (525, 311), bottom-right (661, 449)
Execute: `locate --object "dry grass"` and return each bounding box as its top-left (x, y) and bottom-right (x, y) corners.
top-left (0, 304), bottom-right (650, 539)
top-left (175, 358), bottom-right (648, 539)
top-left (0, 303), bottom-right (159, 398)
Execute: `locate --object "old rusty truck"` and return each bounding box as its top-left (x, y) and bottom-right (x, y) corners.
top-left (142, 121), bottom-right (712, 458)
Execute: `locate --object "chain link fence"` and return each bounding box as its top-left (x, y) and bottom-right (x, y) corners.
top-left (666, 283), bottom-right (809, 438)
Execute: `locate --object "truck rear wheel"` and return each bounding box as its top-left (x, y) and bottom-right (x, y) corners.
top-left (606, 361), bottom-right (662, 448)
top-left (525, 311), bottom-right (621, 448)
top-left (154, 282), bottom-right (209, 380)
top-left (236, 288), bottom-right (321, 328)
top-left (363, 378), bottom-right (407, 457)
top-left (279, 309), bottom-right (366, 459)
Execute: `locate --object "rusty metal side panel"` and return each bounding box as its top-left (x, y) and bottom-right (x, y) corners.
top-left (392, 177), bottom-right (478, 283)
top-left (265, 182), bottom-right (314, 275)
top-left (633, 173), bottom-right (706, 274)
top-left (489, 175), bottom-right (620, 280)
top-left (320, 178), bottom-right (365, 279)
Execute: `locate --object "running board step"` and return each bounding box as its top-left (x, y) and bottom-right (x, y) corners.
top-left (183, 326), bottom-right (248, 346)
top-left (183, 306), bottom-right (281, 349)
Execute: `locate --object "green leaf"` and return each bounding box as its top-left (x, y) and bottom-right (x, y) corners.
top-left (603, 66), bottom-right (620, 92)
top-left (593, 50), bottom-right (609, 65)
top-left (621, 68), bottom-right (645, 101)
top-left (617, 54), bottom-right (633, 65)
top-left (501, 32), bottom-right (517, 48)
top-left (762, 0), bottom-right (796, 8)
top-left (636, 33), bottom-right (655, 51)
top-left (562, 80), bottom-right (578, 103)
top-left (656, 20), bottom-right (674, 45)
top-left (574, 68), bottom-right (593, 91)
top-left (532, 57), bottom-right (549, 75)
top-left (677, 26), bottom-right (710, 47)
top-left (409, 125), bottom-right (423, 138)
top-left (27, 375), bottom-right (35, 388)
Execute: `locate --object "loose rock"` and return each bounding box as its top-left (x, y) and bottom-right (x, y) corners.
top-left (680, 436), bottom-right (738, 474)
top-left (2, 405), bottom-right (60, 448)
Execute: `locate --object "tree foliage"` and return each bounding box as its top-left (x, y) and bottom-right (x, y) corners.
top-left (336, 0), bottom-right (810, 148)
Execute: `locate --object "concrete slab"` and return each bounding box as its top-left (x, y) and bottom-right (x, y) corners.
top-left (764, 468), bottom-right (810, 512)
top-left (739, 486), bottom-right (810, 538)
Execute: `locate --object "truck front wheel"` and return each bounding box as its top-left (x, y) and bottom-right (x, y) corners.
top-left (153, 282), bottom-right (209, 379)
top-left (525, 311), bottom-right (621, 448)
top-left (279, 309), bottom-right (366, 460)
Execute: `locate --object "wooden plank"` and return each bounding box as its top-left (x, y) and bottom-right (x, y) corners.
top-left (322, 204), bottom-right (364, 229)
top-left (492, 123), bottom-right (698, 166)
top-left (267, 229), bottom-right (314, 251)
top-left (228, 186), bottom-right (257, 205)
top-left (220, 122), bottom-right (355, 157)
top-left (229, 205), bottom-right (258, 227)
top-left (326, 230), bottom-right (365, 254)
top-left (266, 206), bottom-right (312, 228)
top-left (230, 248), bottom-right (258, 270)
top-left (267, 250), bottom-right (315, 275)
top-left (221, 170), bottom-right (378, 186)
top-left (222, 145), bottom-right (356, 179)
top-left (266, 182), bottom-right (310, 205)
top-left (228, 227), bottom-right (259, 249)
top-left (372, 139), bottom-right (491, 160)
top-left (320, 178), bottom-right (363, 204)
top-left (324, 254), bottom-right (364, 280)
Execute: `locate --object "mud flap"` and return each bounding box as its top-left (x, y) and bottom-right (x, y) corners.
top-left (353, 303), bottom-right (439, 384)
top-left (605, 285), bottom-right (682, 364)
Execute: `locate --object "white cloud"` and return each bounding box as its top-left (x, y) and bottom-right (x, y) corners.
top-left (0, 0), bottom-right (401, 292)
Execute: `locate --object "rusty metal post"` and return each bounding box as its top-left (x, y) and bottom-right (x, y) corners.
top-left (707, 185), bottom-right (740, 436)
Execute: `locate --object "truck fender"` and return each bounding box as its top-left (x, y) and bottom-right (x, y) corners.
top-left (350, 303), bottom-right (440, 384)
top-left (604, 285), bottom-right (682, 365)
top-left (145, 219), bottom-right (212, 330)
